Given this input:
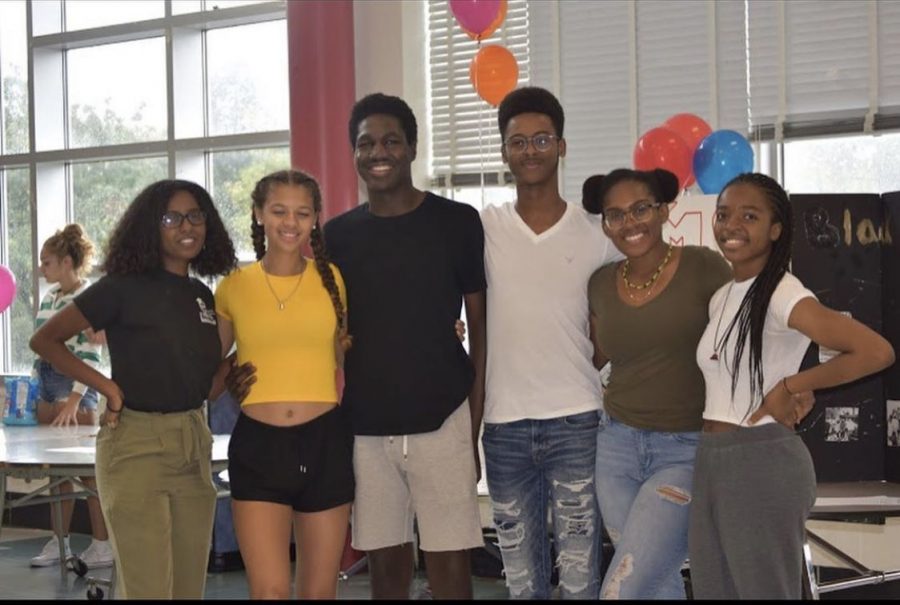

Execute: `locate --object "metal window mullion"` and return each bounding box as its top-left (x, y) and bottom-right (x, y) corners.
top-left (166, 22), bottom-right (176, 178)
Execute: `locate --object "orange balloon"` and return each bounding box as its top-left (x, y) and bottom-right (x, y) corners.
top-left (460, 0), bottom-right (508, 41)
top-left (469, 45), bottom-right (519, 107)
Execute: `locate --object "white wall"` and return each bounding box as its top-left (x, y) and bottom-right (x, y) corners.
top-left (352, 0), bottom-right (430, 193)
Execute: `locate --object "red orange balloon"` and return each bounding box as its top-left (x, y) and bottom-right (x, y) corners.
top-left (469, 45), bottom-right (519, 107)
top-left (633, 127), bottom-right (693, 190)
top-left (663, 113), bottom-right (712, 154)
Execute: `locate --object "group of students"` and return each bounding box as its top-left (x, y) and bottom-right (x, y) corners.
top-left (28, 86), bottom-right (895, 600)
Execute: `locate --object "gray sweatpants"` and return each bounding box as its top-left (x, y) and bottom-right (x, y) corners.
top-left (688, 423), bottom-right (817, 599)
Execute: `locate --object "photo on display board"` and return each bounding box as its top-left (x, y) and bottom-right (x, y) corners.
top-left (825, 406), bottom-right (860, 443)
top-left (888, 400), bottom-right (900, 448)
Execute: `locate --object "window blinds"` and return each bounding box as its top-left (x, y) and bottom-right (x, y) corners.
top-left (427, 0), bottom-right (530, 184)
top-left (427, 0), bottom-right (900, 191)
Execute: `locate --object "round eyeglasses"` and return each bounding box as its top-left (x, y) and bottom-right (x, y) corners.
top-left (603, 201), bottom-right (661, 230)
top-left (161, 209), bottom-right (207, 229)
top-left (503, 133), bottom-right (559, 155)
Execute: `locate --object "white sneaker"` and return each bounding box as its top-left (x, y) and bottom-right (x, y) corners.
top-left (78, 540), bottom-right (115, 569)
top-left (30, 535), bottom-right (72, 567)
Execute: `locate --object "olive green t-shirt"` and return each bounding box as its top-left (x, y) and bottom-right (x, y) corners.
top-left (588, 245), bottom-right (732, 432)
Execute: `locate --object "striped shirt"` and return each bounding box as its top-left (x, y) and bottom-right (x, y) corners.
top-left (34, 280), bottom-right (102, 393)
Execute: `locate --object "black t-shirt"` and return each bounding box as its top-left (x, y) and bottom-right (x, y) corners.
top-left (324, 192), bottom-right (486, 436)
top-left (75, 269), bottom-right (221, 413)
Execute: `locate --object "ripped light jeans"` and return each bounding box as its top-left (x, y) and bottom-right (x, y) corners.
top-left (483, 410), bottom-right (602, 600)
top-left (594, 411), bottom-right (698, 600)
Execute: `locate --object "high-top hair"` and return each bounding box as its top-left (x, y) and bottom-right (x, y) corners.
top-left (348, 93), bottom-right (418, 149)
top-left (497, 86), bottom-right (565, 139)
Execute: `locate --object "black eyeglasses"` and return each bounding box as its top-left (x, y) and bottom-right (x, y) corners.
top-left (161, 209), bottom-right (207, 229)
top-left (603, 201), bottom-right (661, 230)
top-left (503, 133), bottom-right (559, 155)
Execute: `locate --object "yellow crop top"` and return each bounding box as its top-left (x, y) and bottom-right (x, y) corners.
top-left (214, 260), bottom-right (346, 406)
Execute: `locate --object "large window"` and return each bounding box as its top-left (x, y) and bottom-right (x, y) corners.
top-left (207, 21), bottom-right (289, 136)
top-left (0, 1), bottom-right (28, 155)
top-left (0, 0), bottom-right (289, 372)
top-left (72, 157), bottom-right (170, 253)
top-left (67, 38), bottom-right (168, 148)
top-left (784, 133), bottom-right (900, 194)
top-left (1, 168), bottom-right (33, 373)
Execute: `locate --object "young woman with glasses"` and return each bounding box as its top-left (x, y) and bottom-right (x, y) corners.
top-left (582, 168), bottom-right (735, 599)
top-left (30, 179), bottom-right (237, 598)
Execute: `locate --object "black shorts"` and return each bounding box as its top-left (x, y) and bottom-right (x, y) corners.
top-left (227, 406), bottom-right (355, 512)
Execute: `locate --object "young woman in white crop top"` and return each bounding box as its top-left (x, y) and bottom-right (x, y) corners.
top-left (689, 173), bottom-right (895, 599)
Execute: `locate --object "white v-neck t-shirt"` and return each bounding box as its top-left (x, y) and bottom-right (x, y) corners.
top-left (481, 201), bottom-right (623, 424)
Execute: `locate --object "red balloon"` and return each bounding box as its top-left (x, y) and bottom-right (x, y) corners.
top-left (663, 113), bottom-right (712, 153)
top-left (633, 127), bottom-right (693, 190)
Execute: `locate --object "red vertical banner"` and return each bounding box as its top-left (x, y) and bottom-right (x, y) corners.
top-left (287, 0), bottom-right (358, 223)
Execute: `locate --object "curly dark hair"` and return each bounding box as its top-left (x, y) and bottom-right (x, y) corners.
top-left (102, 180), bottom-right (237, 277)
top-left (582, 168), bottom-right (680, 215)
top-left (250, 170), bottom-right (346, 331)
top-left (348, 92), bottom-right (418, 149)
top-left (497, 86), bottom-right (565, 139)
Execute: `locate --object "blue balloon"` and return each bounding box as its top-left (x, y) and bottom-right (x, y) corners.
top-left (692, 130), bottom-right (754, 195)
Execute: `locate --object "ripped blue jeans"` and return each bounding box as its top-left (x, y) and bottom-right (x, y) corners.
top-left (483, 411), bottom-right (602, 599)
top-left (594, 411), bottom-right (698, 599)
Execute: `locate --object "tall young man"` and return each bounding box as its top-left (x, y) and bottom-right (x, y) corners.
top-left (324, 93), bottom-right (487, 599)
top-left (480, 87), bottom-right (622, 599)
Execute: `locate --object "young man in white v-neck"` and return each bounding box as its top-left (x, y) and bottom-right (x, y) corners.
top-left (480, 87), bottom-right (622, 599)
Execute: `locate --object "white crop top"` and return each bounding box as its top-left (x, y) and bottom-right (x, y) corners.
top-left (696, 272), bottom-right (815, 426)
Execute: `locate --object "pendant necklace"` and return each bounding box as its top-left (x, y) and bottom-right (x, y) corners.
top-left (261, 258), bottom-right (306, 311)
top-left (710, 282), bottom-right (735, 361)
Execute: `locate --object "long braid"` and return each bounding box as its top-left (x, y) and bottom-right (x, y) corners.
top-left (716, 173), bottom-right (793, 420)
top-left (310, 222), bottom-right (345, 331)
top-left (251, 213), bottom-right (266, 260)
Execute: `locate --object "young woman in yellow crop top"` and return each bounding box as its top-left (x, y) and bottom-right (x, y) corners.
top-left (214, 169), bottom-right (353, 599)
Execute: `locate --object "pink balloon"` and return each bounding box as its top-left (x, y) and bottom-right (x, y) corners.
top-left (0, 265), bottom-right (16, 314)
top-left (449, 0), bottom-right (503, 37)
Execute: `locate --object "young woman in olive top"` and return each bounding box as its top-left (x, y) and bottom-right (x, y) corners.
top-left (583, 168), bottom-right (731, 599)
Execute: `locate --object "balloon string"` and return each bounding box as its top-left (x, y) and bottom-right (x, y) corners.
top-left (477, 38), bottom-right (485, 210)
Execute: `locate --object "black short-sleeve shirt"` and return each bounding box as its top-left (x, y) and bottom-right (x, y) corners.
top-left (324, 192), bottom-right (487, 436)
top-left (74, 270), bottom-right (221, 413)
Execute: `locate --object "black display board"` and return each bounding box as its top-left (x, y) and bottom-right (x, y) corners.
top-left (882, 192), bottom-right (900, 482)
top-left (790, 194), bottom-right (886, 482)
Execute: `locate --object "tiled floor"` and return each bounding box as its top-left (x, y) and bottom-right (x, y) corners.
top-left (0, 527), bottom-right (510, 600)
